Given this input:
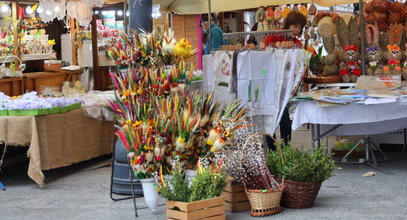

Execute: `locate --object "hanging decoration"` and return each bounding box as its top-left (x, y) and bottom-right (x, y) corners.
top-left (36, 0), bottom-right (103, 26)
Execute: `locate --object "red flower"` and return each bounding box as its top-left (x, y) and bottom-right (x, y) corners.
top-left (344, 45), bottom-right (357, 52)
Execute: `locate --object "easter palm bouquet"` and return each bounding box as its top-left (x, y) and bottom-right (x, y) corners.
top-left (108, 28), bottom-right (250, 178)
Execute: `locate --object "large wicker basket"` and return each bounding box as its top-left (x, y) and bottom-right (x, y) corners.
top-left (245, 188), bottom-right (283, 216)
top-left (280, 180), bottom-right (322, 209)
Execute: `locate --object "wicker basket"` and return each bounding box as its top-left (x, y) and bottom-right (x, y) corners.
top-left (303, 75), bottom-right (342, 84)
top-left (240, 132), bottom-right (284, 217)
top-left (44, 60), bottom-right (62, 72)
top-left (245, 188), bottom-right (283, 216)
top-left (280, 180), bottom-right (322, 209)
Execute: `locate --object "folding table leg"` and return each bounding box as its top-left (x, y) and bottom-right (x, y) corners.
top-left (311, 124), bottom-right (315, 152)
top-left (342, 138), bottom-right (364, 162)
top-left (368, 137), bottom-right (388, 161)
top-left (366, 140), bottom-right (377, 166)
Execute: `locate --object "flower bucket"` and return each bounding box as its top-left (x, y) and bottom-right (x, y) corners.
top-left (184, 169), bottom-right (196, 186)
top-left (139, 178), bottom-right (159, 213)
top-left (164, 175), bottom-right (173, 190)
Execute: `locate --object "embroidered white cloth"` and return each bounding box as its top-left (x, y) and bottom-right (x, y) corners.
top-left (236, 49), bottom-right (308, 134)
top-left (212, 51), bottom-right (236, 104)
top-left (204, 50), bottom-right (309, 134)
top-left (66, 2), bottom-right (93, 26)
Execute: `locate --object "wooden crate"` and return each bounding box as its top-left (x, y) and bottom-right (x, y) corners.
top-left (0, 77), bottom-right (24, 96)
top-left (166, 196), bottom-right (225, 220)
top-left (23, 71), bottom-right (80, 92)
top-left (223, 177), bottom-right (251, 213)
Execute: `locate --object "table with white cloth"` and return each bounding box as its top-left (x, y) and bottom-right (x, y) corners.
top-left (292, 100), bottom-right (407, 152)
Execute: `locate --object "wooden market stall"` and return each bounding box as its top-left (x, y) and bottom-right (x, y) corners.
top-left (0, 1), bottom-right (79, 96)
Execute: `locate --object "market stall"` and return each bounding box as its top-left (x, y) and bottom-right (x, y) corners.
top-left (0, 109), bottom-right (114, 188)
top-left (0, 1), bottom-right (80, 96)
top-left (0, 0), bottom-right (121, 188)
top-left (290, 0), bottom-right (407, 161)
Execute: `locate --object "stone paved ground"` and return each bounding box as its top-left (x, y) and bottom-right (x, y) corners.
top-left (1, 128), bottom-right (407, 220)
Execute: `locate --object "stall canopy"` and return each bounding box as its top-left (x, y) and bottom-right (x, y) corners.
top-left (103, 0), bottom-right (362, 14)
top-left (155, 0), bottom-right (362, 14)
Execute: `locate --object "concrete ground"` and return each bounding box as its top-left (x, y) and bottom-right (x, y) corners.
top-left (1, 130), bottom-right (407, 220)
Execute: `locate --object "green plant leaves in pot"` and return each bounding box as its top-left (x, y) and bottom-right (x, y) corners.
top-left (267, 144), bottom-right (338, 183)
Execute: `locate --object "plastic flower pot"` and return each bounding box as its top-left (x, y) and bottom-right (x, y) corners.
top-left (184, 169), bottom-right (197, 186)
top-left (139, 178), bottom-right (159, 213)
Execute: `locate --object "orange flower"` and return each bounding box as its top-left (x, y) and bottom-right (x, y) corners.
top-left (387, 44), bottom-right (400, 52)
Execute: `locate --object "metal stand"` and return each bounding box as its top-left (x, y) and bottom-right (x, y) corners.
top-left (311, 124), bottom-right (388, 167)
top-left (0, 144), bottom-right (7, 191)
top-left (341, 135), bottom-right (388, 167)
top-left (109, 138), bottom-right (140, 217)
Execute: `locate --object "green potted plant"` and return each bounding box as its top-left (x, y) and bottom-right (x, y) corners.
top-left (157, 160), bottom-right (227, 219)
top-left (267, 144), bottom-right (338, 209)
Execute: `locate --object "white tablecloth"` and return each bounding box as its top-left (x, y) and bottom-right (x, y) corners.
top-left (292, 101), bottom-right (407, 136)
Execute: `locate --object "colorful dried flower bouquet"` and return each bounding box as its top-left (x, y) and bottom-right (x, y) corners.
top-left (107, 28), bottom-right (248, 179)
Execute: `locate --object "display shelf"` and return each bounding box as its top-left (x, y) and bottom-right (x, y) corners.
top-left (222, 29), bottom-right (302, 49)
top-left (23, 70), bottom-right (80, 93)
top-left (0, 77), bottom-right (24, 96)
top-left (223, 29), bottom-right (292, 39)
top-left (0, 56), bottom-right (16, 63)
top-left (21, 53), bottom-right (57, 61)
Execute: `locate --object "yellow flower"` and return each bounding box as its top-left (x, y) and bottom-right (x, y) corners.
top-left (122, 89), bottom-right (131, 97)
top-left (177, 137), bottom-right (185, 143)
top-left (136, 88), bottom-right (143, 95)
top-left (144, 145), bottom-right (153, 151)
top-left (207, 139), bottom-right (214, 146)
top-left (48, 39), bottom-right (56, 45)
top-left (210, 146), bottom-right (216, 153)
top-left (132, 120), bottom-right (142, 127)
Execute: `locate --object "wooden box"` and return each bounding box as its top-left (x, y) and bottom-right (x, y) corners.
top-left (0, 77), bottom-right (24, 96)
top-left (222, 177), bottom-right (251, 213)
top-left (166, 196), bottom-right (225, 220)
top-left (23, 71), bottom-right (80, 93)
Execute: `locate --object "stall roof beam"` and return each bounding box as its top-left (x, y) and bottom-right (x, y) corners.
top-left (155, 0), bottom-right (364, 14)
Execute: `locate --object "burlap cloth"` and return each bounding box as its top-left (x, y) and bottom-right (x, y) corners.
top-left (0, 109), bottom-right (114, 188)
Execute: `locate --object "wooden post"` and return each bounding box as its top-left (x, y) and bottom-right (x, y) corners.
top-left (12, 1), bottom-right (19, 60)
top-left (70, 18), bottom-right (77, 65)
top-left (91, 14), bottom-right (100, 90)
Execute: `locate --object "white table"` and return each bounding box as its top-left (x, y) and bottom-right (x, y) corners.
top-left (292, 100), bottom-right (407, 164)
